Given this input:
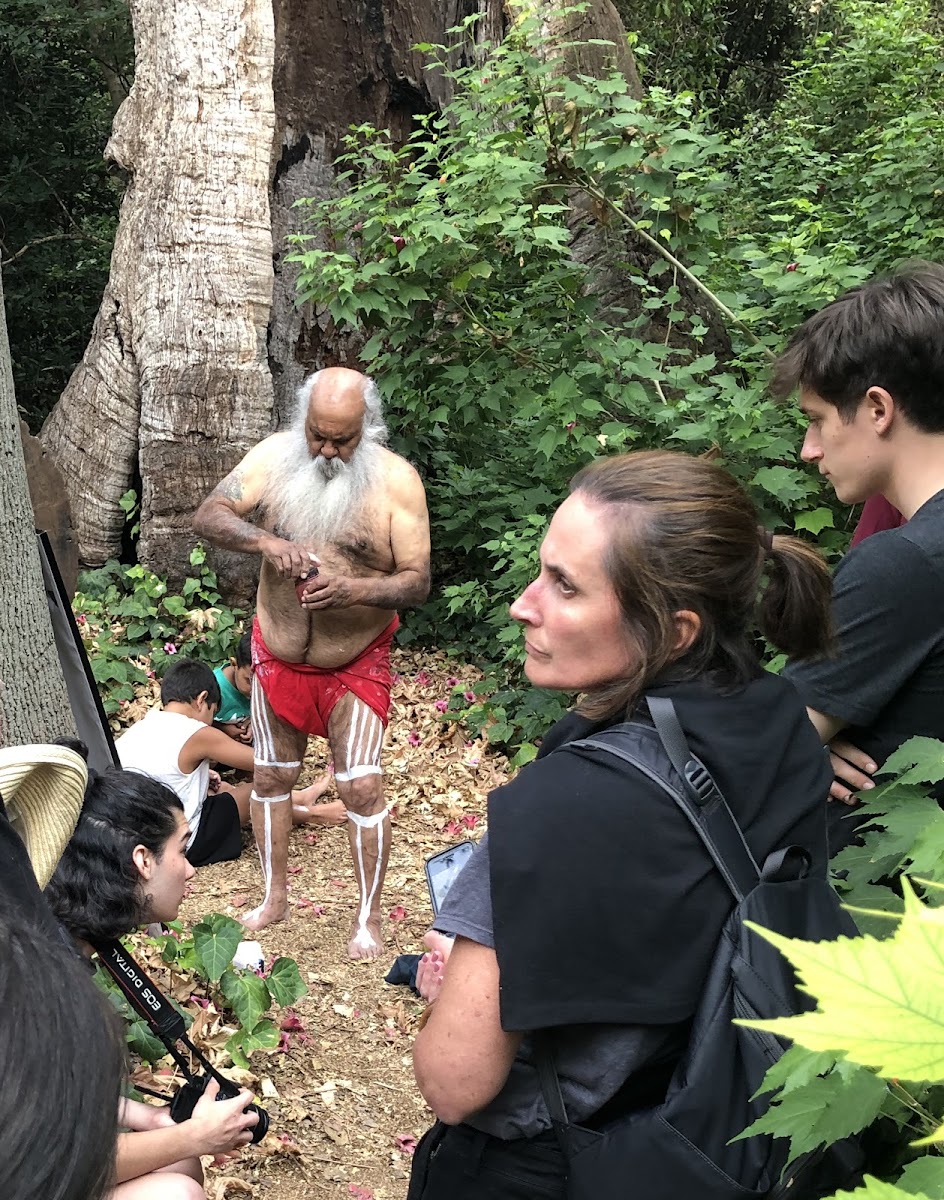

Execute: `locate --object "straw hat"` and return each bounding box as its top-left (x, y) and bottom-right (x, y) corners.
top-left (0, 744), bottom-right (87, 887)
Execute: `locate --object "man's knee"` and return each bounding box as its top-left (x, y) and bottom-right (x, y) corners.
top-left (340, 773), bottom-right (385, 816)
top-left (253, 765), bottom-right (301, 797)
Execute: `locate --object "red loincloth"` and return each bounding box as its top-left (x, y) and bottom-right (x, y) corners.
top-left (251, 615), bottom-right (399, 738)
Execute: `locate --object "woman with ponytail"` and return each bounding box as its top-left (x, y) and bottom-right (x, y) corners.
top-left (408, 449), bottom-right (836, 1200)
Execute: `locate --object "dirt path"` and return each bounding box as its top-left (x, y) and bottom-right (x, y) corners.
top-left (133, 648), bottom-right (507, 1200)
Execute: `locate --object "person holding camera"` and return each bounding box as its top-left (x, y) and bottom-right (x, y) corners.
top-left (46, 768), bottom-right (260, 1200)
top-left (408, 451), bottom-right (837, 1199)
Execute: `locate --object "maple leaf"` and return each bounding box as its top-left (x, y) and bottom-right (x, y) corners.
top-left (743, 880), bottom-right (944, 1081)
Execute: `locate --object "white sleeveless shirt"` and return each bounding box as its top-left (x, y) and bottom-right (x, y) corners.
top-left (116, 709), bottom-right (209, 844)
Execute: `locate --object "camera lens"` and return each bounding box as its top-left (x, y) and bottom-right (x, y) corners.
top-left (249, 1102), bottom-right (269, 1144)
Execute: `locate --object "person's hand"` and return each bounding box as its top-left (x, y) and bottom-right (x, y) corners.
top-left (187, 1079), bottom-right (258, 1155)
top-left (261, 535), bottom-right (319, 581)
top-left (236, 720), bottom-right (254, 745)
top-left (207, 769), bottom-right (222, 795)
top-left (416, 930), bottom-right (455, 1003)
top-left (828, 738), bottom-right (877, 804)
top-left (297, 573), bottom-right (362, 610)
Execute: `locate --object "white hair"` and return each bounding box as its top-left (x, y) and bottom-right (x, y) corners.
top-left (291, 369), bottom-right (388, 445)
top-left (261, 371), bottom-right (387, 546)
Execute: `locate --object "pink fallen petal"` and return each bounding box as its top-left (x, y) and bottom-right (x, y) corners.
top-left (435, 699), bottom-right (449, 713)
top-left (461, 813), bottom-right (481, 829)
top-left (287, 864), bottom-right (302, 875)
top-left (329, 878), bottom-right (346, 888)
top-left (304, 832), bottom-right (318, 845)
top-left (348, 1187), bottom-right (374, 1200)
top-left (395, 1133), bottom-right (418, 1155)
top-left (389, 905), bottom-right (407, 922)
top-left (281, 1011), bottom-right (305, 1032)
top-left (444, 819), bottom-right (462, 836)
top-left (231, 893), bottom-right (249, 908)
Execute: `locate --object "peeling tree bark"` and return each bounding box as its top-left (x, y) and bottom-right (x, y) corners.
top-left (41, 0), bottom-right (277, 597)
top-left (0, 272), bottom-right (75, 745)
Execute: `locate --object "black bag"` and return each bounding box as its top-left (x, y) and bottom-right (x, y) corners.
top-left (533, 696), bottom-right (862, 1200)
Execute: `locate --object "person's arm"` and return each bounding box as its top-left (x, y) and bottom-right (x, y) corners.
top-left (299, 462), bottom-right (431, 611)
top-left (179, 725), bottom-right (255, 774)
top-left (412, 936), bottom-right (521, 1125)
top-left (192, 436), bottom-right (316, 579)
top-left (114, 1081), bottom-right (257, 1182)
top-left (805, 707), bottom-right (845, 744)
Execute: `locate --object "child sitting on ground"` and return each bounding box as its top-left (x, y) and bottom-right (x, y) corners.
top-left (213, 630), bottom-right (253, 744)
top-left (116, 658), bottom-right (344, 867)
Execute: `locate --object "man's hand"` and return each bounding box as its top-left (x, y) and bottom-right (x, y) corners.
top-left (828, 737), bottom-right (877, 804)
top-left (188, 1079), bottom-right (258, 1155)
top-left (297, 572), bottom-right (363, 610)
top-left (207, 769), bottom-right (222, 795)
top-left (261, 535), bottom-right (319, 581)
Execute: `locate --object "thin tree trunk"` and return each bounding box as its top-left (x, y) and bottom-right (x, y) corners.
top-left (0, 272), bottom-right (75, 745)
top-left (41, 0), bottom-right (277, 598)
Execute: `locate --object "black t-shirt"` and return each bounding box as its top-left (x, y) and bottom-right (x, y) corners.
top-left (784, 487), bottom-right (944, 770)
top-left (433, 672), bottom-right (830, 1137)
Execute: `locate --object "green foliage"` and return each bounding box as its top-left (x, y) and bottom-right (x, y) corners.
top-left (145, 915), bottom-right (305, 1069)
top-left (613, 0), bottom-right (814, 125)
top-left (0, 0), bottom-right (131, 427)
top-left (738, 740), bottom-right (944, 1197)
top-left (291, 4), bottom-right (858, 753)
top-left (74, 545), bottom-right (246, 715)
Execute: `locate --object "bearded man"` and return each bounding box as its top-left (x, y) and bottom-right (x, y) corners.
top-left (193, 367), bottom-right (430, 957)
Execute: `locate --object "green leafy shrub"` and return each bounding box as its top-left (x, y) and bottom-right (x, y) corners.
top-left (290, 6), bottom-right (847, 754)
top-left (74, 545), bottom-right (246, 716)
top-left (99, 913), bottom-right (306, 1069)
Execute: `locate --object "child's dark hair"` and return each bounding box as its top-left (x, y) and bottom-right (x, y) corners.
top-left (234, 629), bottom-right (252, 668)
top-left (51, 735), bottom-right (90, 761)
top-left (45, 769), bottom-right (183, 941)
top-left (160, 657), bottom-right (222, 709)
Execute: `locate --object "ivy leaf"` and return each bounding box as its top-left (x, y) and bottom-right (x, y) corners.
top-left (192, 914), bottom-right (243, 983)
top-left (896, 1158), bottom-right (944, 1197)
top-left (742, 882), bottom-right (944, 1081)
top-left (266, 957), bottom-right (307, 1008)
top-left (126, 1016), bottom-right (168, 1063)
top-left (226, 1019), bottom-right (279, 1068)
top-left (735, 1066), bottom-right (886, 1161)
top-left (220, 969), bottom-right (271, 1031)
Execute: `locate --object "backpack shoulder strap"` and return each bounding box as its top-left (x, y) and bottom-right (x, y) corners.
top-left (569, 696), bottom-right (760, 902)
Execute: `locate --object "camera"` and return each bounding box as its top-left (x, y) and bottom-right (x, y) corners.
top-left (170, 1072), bottom-right (269, 1144)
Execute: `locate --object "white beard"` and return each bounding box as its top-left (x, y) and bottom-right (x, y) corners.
top-left (261, 428), bottom-right (383, 545)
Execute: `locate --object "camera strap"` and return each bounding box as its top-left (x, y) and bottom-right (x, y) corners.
top-left (92, 937), bottom-right (229, 1088)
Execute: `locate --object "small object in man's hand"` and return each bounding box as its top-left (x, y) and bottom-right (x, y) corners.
top-left (295, 570), bottom-right (318, 605)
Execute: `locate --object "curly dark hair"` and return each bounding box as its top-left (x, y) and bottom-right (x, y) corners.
top-left (45, 769), bottom-right (183, 941)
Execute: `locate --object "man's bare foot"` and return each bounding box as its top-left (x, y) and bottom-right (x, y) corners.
top-left (293, 797), bottom-right (347, 826)
top-left (295, 772), bottom-right (333, 806)
top-left (241, 899), bottom-right (289, 932)
top-left (347, 913), bottom-right (383, 960)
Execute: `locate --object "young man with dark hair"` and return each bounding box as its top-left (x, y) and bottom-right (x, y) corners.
top-left (117, 658), bottom-right (342, 867)
top-left (775, 263), bottom-right (944, 849)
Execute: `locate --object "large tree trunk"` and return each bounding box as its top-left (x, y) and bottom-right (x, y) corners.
top-left (41, 0), bottom-right (277, 597)
top-left (0, 272), bottom-right (75, 744)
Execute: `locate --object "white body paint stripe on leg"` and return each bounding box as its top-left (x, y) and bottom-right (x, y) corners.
top-left (254, 760), bottom-right (302, 770)
top-left (348, 807), bottom-right (389, 950)
top-left (250, 790), bottom-right (291, 805)
top-left (245, 794), bottom-right (286, 924)
top-left (335, 764), bottom-right (382, 782)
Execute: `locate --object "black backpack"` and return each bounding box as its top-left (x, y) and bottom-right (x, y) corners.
top-left (533, 696), bottom-right (863, 1200)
